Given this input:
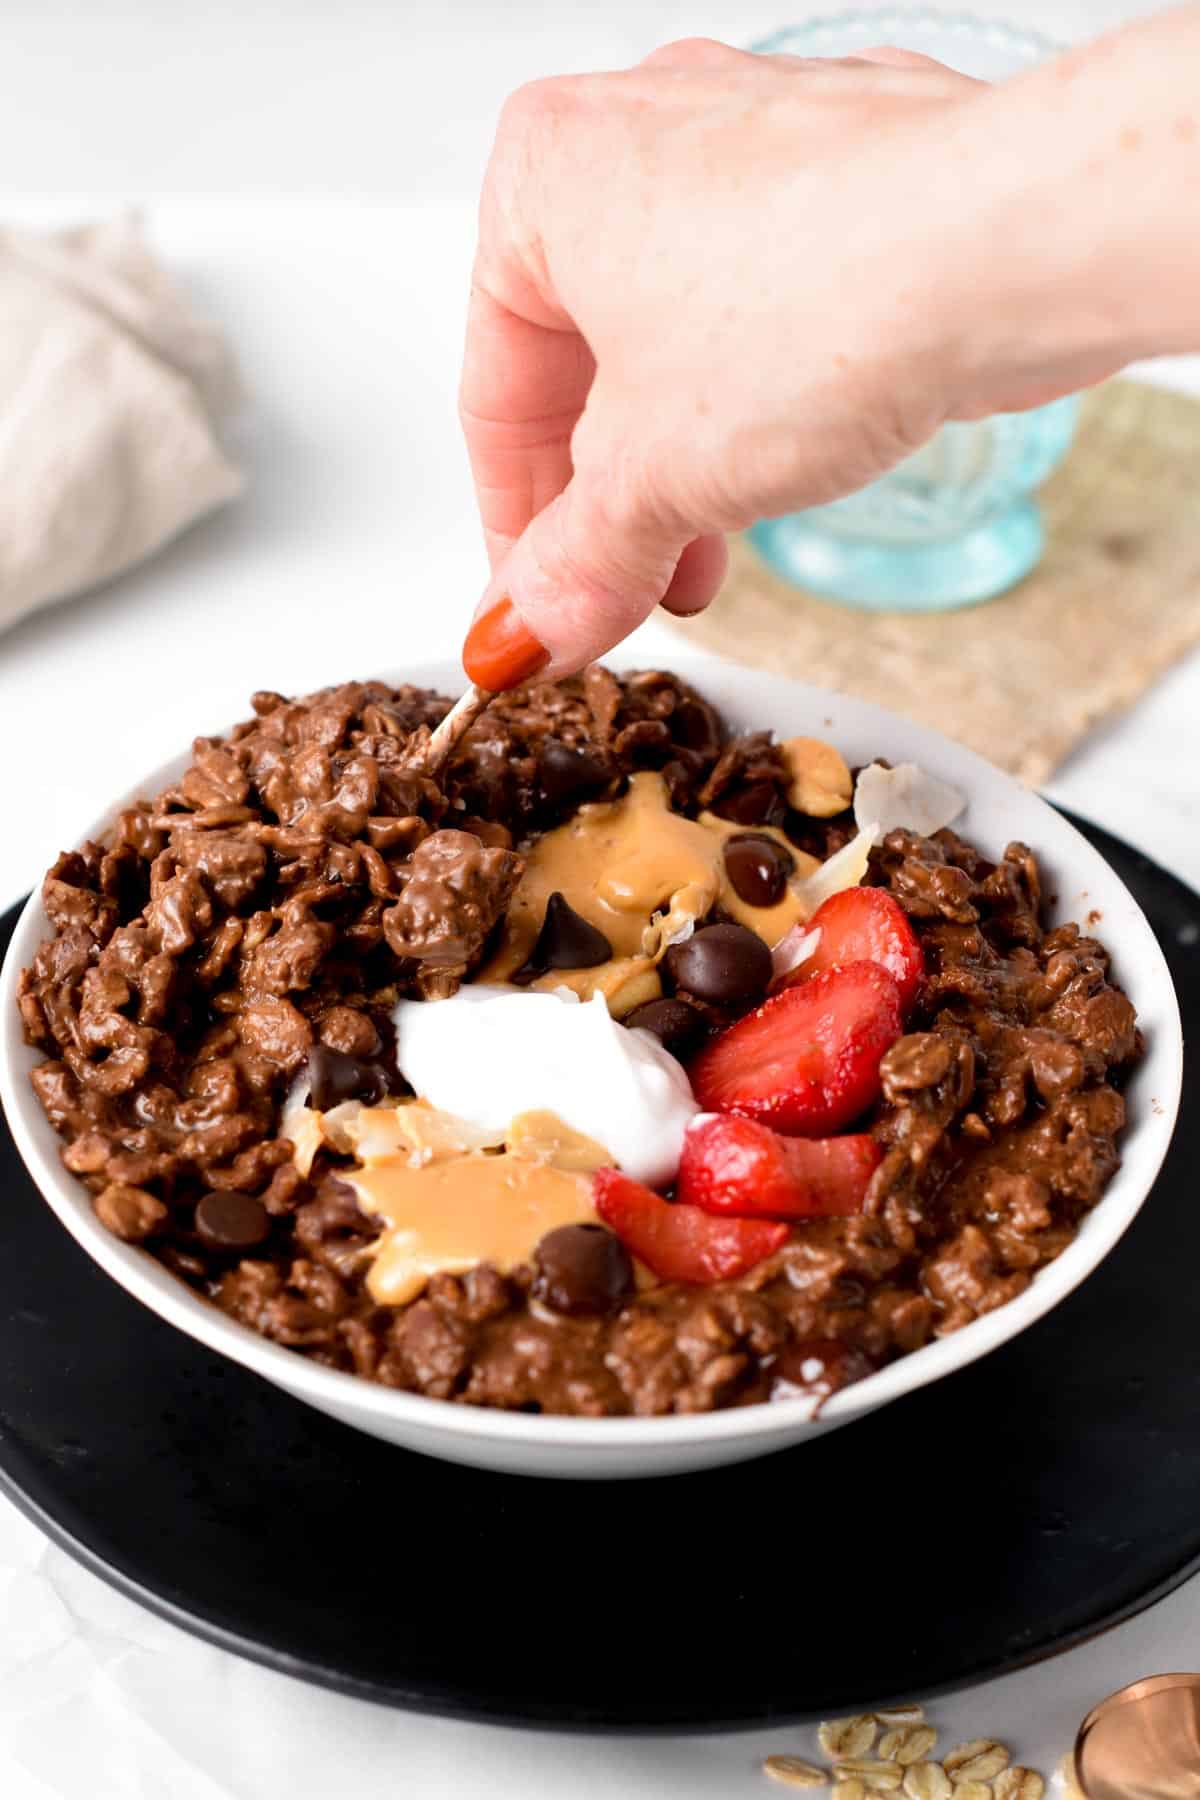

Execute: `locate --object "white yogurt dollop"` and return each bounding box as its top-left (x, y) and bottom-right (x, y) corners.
top-left (392, 985), bottom-right (698, 1189)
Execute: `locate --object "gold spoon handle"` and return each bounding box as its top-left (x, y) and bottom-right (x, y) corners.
top-left (1075, 1673), bottom-right (1200, 1797)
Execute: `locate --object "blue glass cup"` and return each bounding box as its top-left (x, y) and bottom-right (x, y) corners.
top-left (748, 11), bottom-right (1080, 612)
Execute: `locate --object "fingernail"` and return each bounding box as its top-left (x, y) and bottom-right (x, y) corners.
top-left (462, 594), bottom-right (550, 691)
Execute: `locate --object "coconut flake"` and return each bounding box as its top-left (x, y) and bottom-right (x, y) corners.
top-left (642, 881), bottom-right (710, 958)
top-left (320, 1100), bottom-right (365, 1154)
top-left (279, 1076), bottom-right (366, 1175)
top-left (345, 1100), bottom-right (506, 1165)
top-left (853, 762), bottom-right (965, 839)
top-left (770, 923), bottom-right (822, 985)
top-left (284, 1106), bottom-right (325, 1177)
top-left (795, 824), bottom-right (880, 914)
top-left (282, 1071), bottom-right (311, 1120)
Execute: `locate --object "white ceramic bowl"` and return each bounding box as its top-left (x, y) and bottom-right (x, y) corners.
top-left (0, 656), bottom-right (1182, 1479)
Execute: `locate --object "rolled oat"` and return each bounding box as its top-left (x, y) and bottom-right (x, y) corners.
top-left (820, 1719), bottom-right (879, 1761)
top-left (834, 1761), bottom-right (903, 1793)
top-left (947, 1743), bottom-right (1010, 1783)
top-left (993, 1772), bottom-right (1045, 1800)
top-left (902, 1767), bottom-right (952, 1800)
top-left (763, 1755), bottom-right (829, 1790)
top-left (879, 1727), bottom-right (937, 1766)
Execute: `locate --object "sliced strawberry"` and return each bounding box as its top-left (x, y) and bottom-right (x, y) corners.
top-left (677, 1114), bottom-right (880, 1219)
top-left (781, 887), bottom-right (924, 1014)
top-left (689, 960), bottom-right (903, 1135)
top-left (593, 1167), bottom-right (787, 1284)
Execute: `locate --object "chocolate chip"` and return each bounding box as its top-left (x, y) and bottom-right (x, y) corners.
top-left (624, 997), bottom-right (706, 1059)
top-left (659, 759), bottom-right (693, 810)
top-left (532, 1223), bottom-right (634, 1315)
top-left (195, 1190), bottom-right (270, 1251)
top-left (307, 1044), bottom-right (390, 1110)
top-left (714, 780), bottom-right (787, 828)
top-left (512, 891), bottom-right (612, 984)
top-left (770, 1338), bottom-right (874, 1411)
top-left (665, 922), bottom-right (772, 1006)
top-left (723, 833), bottom-right (793, 908)
top-left (538, 741), bottom-right (613, 810)
top-left (672, 698), bottom-right (721, 757)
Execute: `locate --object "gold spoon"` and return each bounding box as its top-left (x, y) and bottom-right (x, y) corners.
top-left (1074, 1674), bottom-right (1200, 1798)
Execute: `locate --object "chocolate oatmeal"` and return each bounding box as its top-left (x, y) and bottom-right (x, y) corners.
top-left (18, 670), bottom-right (1140, 1416)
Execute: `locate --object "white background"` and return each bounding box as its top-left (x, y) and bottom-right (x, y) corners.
top-left (1, 1), bottom-right (1198, 1795)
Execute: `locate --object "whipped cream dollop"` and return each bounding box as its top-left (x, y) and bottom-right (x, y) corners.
top-left (392, 984), bottom-right (698, 1188)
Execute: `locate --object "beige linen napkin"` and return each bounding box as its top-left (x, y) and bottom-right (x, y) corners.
top-left (0, 214), bottom-right (244, 630)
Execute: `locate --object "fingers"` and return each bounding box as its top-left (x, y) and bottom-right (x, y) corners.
top-left (638, 36), bottom-right (746, 71)
top-left (854, 45), bottom-right (959, 69)
top-left (855, 43), bottom-right (985, 87)
top-left (459, 284), bottom-right (595, 572)
top-left (464, 470), bottom-right (699, 686)
top-left (761, 42), bottom-right (982, 94)
top-left (659, 534), bottom-right (729, 617)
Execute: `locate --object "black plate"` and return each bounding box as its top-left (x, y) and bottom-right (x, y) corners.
top-left (0, 816), bottom-right (1196, 1732)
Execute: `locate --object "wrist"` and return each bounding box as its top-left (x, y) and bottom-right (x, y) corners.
top-left (940, 15), bottom-right (1200, 414)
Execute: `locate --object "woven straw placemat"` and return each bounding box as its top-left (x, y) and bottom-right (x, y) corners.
top-left (669, 379), bottom-right (1200, 783)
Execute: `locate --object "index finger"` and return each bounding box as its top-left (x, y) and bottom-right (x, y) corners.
top-left (459, 283), bottom-right (595, 571)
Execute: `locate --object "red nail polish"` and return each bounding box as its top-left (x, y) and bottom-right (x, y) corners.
top-left (462, 595), bottom-right (549, 691)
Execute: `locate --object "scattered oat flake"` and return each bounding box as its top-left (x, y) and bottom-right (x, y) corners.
top-left (820, 1719), bottom-right (879, 1760)
top-left (763, 1755), bottom-right (829, 1790)
top-left (768, 1706), bottom-right (1042, 1800)
top-left (879, 1727), bottom-right (938, 1766)
top-left (994, 1771), bottom-right (1045, 1800)
top-left (950, 1746), bottom-right (1011, 1783)
top-left (902, 1767), bottom-right (951, 1800)
top-left (834, 1762), bottom-right (903, 1792)
top-left (943, 1741), bottom-right (1002, 1775)
top-left (852, 763), bottom-right (965, 839)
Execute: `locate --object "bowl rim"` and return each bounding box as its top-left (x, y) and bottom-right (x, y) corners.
top-left (0, 651), bottom-right (1183, 1450)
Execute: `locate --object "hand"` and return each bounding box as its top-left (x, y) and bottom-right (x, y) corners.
top-left (458, 26), bottom-right (1184, 686)
top-left (459, 39), bottom-right (987, 685)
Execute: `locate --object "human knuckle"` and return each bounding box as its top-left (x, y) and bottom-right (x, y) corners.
top-left (644, 35), bottom-right (736, 66)
top-left (498, 77), bottom-right (554, 135)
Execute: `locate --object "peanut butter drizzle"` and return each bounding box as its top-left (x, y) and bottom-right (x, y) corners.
top-left (479, 771), bottom-right (820, 985)
top-left (345, 1106), bottom-right (610, 1306)
top-left (525, 954), bottom-right (661, 1015)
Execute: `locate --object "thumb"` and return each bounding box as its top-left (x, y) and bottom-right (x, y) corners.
top-left (461, 476), bottom-right (726, 688)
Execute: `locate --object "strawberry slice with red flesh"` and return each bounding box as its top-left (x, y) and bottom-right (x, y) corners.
top-left (689, 960), bottom-right (903, 1135)
top-left (677, 1114), bottom-right (880, 1219)
top-left (783, 886), bottom-right (924, 1015)
top-left (593, 1167), bottom-right (787, 1284)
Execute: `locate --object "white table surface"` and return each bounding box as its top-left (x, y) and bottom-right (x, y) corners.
top-left (1, 2), bottom-right (1198, 1795)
